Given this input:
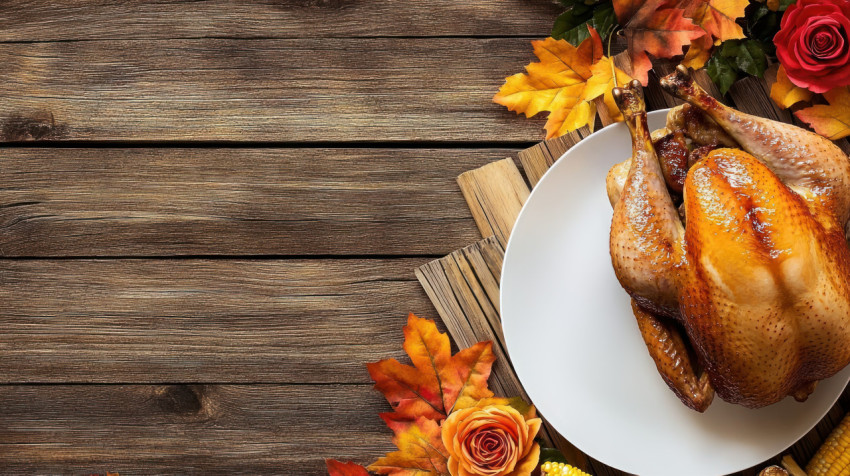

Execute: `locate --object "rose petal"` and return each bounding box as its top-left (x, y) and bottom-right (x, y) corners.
top-left (504, 444), bottom-right (541, 476)
top-left (443, 403), bottom-right (541, 476)
top-left (803, 18), bottom-right (843, 58)
top-left (811, 26), bottom-right (844, 59)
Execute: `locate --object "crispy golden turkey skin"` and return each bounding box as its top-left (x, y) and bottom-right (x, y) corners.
top-left (607, 68), bottom-right (850, 411)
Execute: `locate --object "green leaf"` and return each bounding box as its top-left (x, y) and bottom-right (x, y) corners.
top-left (558, 23), bottom-right (592, 46)
top-left (552, 3), bottom-right (595, 44)
top-left (745, 4), bottom-right (780, 56)
top-left (706, 54), bottom-right (738, 95)
top-left (735, 40), bottom-right (768, 77)
top-left (540, 448), bottom-right (570, 465)
top-left (717, 40), bottom-right (741, 58)
top-left (590, 3), bottom-right (617, 38)
top-left (777, 0), bottom-right (796, 12)
top-left (552, 0), bottom-right (615, 46)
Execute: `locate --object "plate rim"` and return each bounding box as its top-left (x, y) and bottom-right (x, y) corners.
top-left (499, 109), bottom-right (849, 475)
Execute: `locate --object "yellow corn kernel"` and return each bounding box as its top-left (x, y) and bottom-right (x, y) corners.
top-left (807, 414), bottom-right (850, 476)
top-left (541, 461), bottom-right (593, 476)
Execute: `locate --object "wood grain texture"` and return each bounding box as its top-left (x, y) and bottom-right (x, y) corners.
top-left (457, 158), bottom-right (529, 246)
top-left (0, 383), bottom-right (393, 474)
top-left (0, 38), bottom-right (548, 143)
top-left (0, 0), bottom-right (560, 41)
top-left (518, 129), bottom-right (587, 187)
top-left (0, 258), bottom-right (437, 383)
top-left (3, 382), bottom-right (845, 475)
top-left (416, 237), bottom-right (595, 472)
top-left (0, 148), bottom-right (515, 256)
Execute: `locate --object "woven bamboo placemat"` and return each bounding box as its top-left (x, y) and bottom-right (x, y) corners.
top-left (416, 57), bottom-right (850, 475)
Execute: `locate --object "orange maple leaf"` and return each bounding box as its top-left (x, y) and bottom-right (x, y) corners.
top-left (612, 0), bottom-right (647, 24)
top-left (683, 0), bottom-right (748, 42)
top-left (770, 64), bottom-right (814, 109)
top-left (367, 313), bottom-right (495, 421)
top-left (681, 34), bottom-right (714, 69)
top-left (327, 460), bottom-right (371, 476)
top-left (368, 417), bottom-right (449, 476)
top-left (616, 0), bottom-right (704, 85)
top-left (795, 87), bottom-right (850, 140)
top-left (493, 29), bottom-right (603, 138)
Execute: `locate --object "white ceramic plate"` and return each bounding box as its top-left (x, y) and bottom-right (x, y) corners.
top-left (501, 109), bottom-right (850, 476)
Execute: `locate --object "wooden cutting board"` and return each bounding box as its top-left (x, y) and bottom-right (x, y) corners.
top-left (416, 57), bottom-right (850, 475)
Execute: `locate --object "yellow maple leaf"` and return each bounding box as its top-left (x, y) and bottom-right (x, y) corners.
top-left (685, 0), bottom-right (749, 42)
top-left (795, 87), bottom-right (850, 140)
top-left (494, 27), bottom-right (634, 139)
top-left (586, 56), bottom-right (634, 124)
top-left (682, 34), bottom-right (714, 70)
top-left (494, 29), bottom-right (604, 139)
top-left (770, 64), bottom-right (814, 109)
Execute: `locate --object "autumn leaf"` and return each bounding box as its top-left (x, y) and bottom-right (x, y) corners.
top-left (617, 0), bottom-right (704, 84)
top-left (682, 34), bottom-right (714, 69)
top-left (683, 0), bottom-right (749, 42)
top-left (453, 396), bottom-right (539, 421)
top-left (770, 64), bottom-right (813, 109)
top-left (585, 56), bottom-right (634, 123)
top-left (612, 0), bottom-right (646, 24)
top-left (367, 313), bottom-right (495, 421)
top-left (369, 417), bottom-right (449, 476)
top-left (327, 460), bottom-right (371, 476)
top-left (795, 87), bottom-right (850, 140)
top-left (493, 29), bottom-right (604, 138)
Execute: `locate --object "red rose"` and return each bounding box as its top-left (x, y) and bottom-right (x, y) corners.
top-left (775, 0), bottom-right (850, 93)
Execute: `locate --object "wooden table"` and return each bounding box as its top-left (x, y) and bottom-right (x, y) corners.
top-left (1, 2), bottom-right (845, 475)
top-left (0, 1), bottom-right (561, 474)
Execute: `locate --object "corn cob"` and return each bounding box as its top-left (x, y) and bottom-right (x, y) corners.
top-left (541, 461), bottom-right (592, 476)
top-left (807, 414), bottom-right (850, 476)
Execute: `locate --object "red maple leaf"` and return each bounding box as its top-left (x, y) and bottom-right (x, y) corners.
top-left (615, 0), bottom-right (704, 84)
top-left (366, 314), bottom-right (495, 421)
top-left (327, 459), bottom-right (371, 476)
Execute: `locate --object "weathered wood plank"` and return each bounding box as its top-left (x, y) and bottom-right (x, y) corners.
top-left (0, 38), bottom-right (548, 142)
top-left (0, 383), bottom-right (392, 474)
top-left (457, 158), bottom-right (530, 246)
top-left (0, 258), bottom-right (436, 383)
top-left (518, 129), bottom-right (587, 187)
top-left (0, 0), bottom-right (560, 41)
top-left (0, 148), bottom-right (513, 256)
top-left (416, 237), bottom-right (591, 471)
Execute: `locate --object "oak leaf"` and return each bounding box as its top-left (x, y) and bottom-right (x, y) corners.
top-left (795, 87), bottom-right (850, 140)
top-left (617, 0), bottom-right (704, 85)
top-left (770, 64), bottom-right (813, 109)
top-left (368, 417), bottom-right (449, 476)
top-left (327, 460), bottom-right (371, 476)
top-left (493, 28), bottom-right (605, 138)
top-left (367, 314), bottom-right (495, 421)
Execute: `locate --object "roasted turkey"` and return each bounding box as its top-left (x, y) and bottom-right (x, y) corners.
top-left (607, 66), bottom-right (850, 411)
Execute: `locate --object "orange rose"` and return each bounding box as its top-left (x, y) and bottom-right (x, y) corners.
top-left (441, 401), bottom-right (541, 476)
